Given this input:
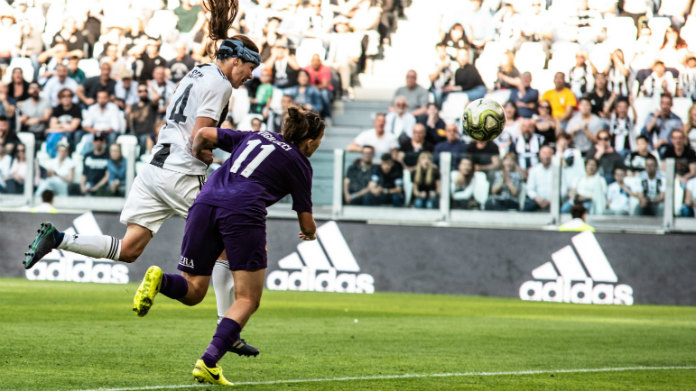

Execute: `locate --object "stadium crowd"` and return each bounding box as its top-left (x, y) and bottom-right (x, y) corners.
top-left (344, 0), bottom-right (696, 217)
top-left (1, 0), bottom-right (696, 218)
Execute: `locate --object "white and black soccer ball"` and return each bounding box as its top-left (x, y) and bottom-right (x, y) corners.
top-left (461, 98), bottom-right (506, 142)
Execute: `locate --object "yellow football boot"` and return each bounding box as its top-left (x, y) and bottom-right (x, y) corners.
top-left (132, 266), bottom-right (163, 317)
top-left (192, 359), bottom-right (234, 386)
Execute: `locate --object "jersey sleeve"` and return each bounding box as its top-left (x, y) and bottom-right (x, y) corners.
top-left (216, 128), bottom-right (248, 153)
top-left (290, 157), bottom-right (314, 214)
top-left (196, 77), bottom-right (232, 120)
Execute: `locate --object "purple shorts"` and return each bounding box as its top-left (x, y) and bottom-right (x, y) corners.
top-left (177, 203), bottom-right (267, 276)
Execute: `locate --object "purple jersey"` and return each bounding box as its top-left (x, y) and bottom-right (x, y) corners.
top-left (194, 129), bottom-right (313, 225)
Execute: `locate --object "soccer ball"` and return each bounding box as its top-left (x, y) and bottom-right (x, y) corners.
top-left (461, 98), bottom-right (506, 142)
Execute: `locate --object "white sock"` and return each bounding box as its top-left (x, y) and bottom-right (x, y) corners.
top-left (212, 259), bottom-right (235, 322)
top-left (58, 234), bottom-right (122, 261)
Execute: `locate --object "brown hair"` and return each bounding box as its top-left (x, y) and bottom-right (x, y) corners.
top-left (204, 0), bottom-right (239, 42)
top-left (281, 105), bottom-right (325, 145)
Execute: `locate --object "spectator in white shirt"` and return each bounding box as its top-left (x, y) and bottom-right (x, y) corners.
top-left (41, 64), bottom-right (79, 107)
top-left (385, 95), bottom-right (417, 141)
top-left (605, 167), bottom-right (636, 215)
top-left (347, 113), bottom-right (399, 164)
top-left (524, 145), bottom-right (554, 211)
top-left (34, 143), bottom-right (74, 196)
top-left (83, 90), bottom-right (123, 145)
top-left (114, 69), bottom-right (140, 114)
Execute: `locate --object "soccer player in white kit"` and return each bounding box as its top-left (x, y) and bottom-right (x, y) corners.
top-left (24, 0), bottom-right (260, 356)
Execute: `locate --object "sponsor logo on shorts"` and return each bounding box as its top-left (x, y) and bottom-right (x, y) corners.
top-left (25, 213), bottom-right (129, 284)
top-left (519, 231), bottom-right (633, 305)
top-left (267, 221), bottom-right (375, 294)
top-left (179, 256), bottom-right (194, 268)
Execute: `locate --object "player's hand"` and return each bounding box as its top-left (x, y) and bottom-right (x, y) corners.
top-left (298, 231), bottom-right (316, 241)
top-left (197, 148), bottom-right (214, 166)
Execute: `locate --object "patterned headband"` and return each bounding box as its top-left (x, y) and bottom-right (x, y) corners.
top-left (218, 39), bottom-right (260, 66)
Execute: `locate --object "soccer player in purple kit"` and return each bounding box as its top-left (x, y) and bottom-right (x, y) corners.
top-left (132, 105), bottom-right (324, 386)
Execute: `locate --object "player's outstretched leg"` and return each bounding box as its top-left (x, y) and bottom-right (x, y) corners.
top-left (192, 359), bottom-right (234, 386)
top-left (133, 266), bottom-right (164, 317)
top-left (24, 222), bottom-right (63, 269)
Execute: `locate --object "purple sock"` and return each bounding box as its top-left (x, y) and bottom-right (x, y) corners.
top-left (160, 274), bottom-right (188, 300)
top-left (201, 318), bottom-right (242, 367)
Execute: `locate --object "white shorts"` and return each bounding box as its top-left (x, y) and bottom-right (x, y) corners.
top-left (120, 164), bottom-right (205, 234)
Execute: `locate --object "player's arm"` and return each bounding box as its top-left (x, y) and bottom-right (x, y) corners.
top-left (192, 126), bottom-right (218, 165)
top-left (297, 211), bottom-right (316, 241)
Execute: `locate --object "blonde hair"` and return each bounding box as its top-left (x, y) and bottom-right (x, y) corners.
top-left (413, 151), bottom-right (436, 186)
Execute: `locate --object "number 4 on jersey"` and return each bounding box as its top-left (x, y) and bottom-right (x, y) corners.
top-left (169, 84), bottom-right (193, 123)
top-left (230, 140), bottom-right (276, 178)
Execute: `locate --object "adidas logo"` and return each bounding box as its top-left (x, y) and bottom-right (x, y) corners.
top-left (25, 213), bottom-right (129, 284)
top-left (519, 231), bottom-right (634, 305)
top-left (266, 221), bottom-right (375, 294)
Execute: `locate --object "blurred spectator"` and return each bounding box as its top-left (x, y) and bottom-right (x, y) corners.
top-left (287, 69), bottom-right (324, 115)
top-left (411, 151), bottom-right (440, 209)
top-left (440, 23), bottom-right (470, 60)
top-left (606, 96), bottom-right (636, 158)
top-left (67, 56), bottom-right (86, 85)
top-left (107, 143), bottom-right (126, 196)
top-left (8, 68), bottom-right (29, 102)
top-left (642, 93), bottom-right (683, 153)
top-left (485, 152), bottom-right (522, 211)
top-left (662, 129), bottom-right (696, 186)
top-left (0, 143), bottom-right (10, 193)
top-left (630, 24), bottom-right (657, 71)
top-left (0, 115), bottom-right (18, 155)
top-left (619, 0), bottom-right (651, 28)
top-left (46, 88), bottom-right (82, 152)
top-left (508, 71), bottom-right (538, 119)
top-left (349, 0), bottom-right (383, 75)
top-left (588, 129), bottom-right (625, 184)
top-left (267, 94), bottom-right (295, 132)
top-left (497, 101), bottom-right (521, 152)
top-left (83, 90), bottom-right (123, 145)
top-left (642, 60), bottom-right (677, 97)
top-left (607, 49), bottom-right (631, 97)
top-left (385, 96), bottom-right (416, 140)
top-left (43, 64), bottom-right (80, 107)
top-left (264, 40), bottom-right (301, 91)
top-left (397, 123), bottom-right (433, 172)
top-left (429, 42), bottom-right (454, 108)
top-left (51, 17), bottom-right (86, 59)
top-left (304, 53), bottom-right (334, 120)
top-left (568, 50), bottom-right (593, 98)
top-left (31, 189), bottom-right (57, 213)
top-left (326, 16), bottom-right (361, 100)
top-left (417, 103), bottom-right (447, 145)
top-left (80, 134), bottom-right (109, 196)
top-left (566, 96), bottom-right (604, 156)
top-left (678, 53), bottom-right (696, 100)
top-left (542, 72), bottom-right (576, 123)
top-left (658, 24), bottom-right (688, 69)
top-left (444, 48), bottom-right (487, 102)
top-left (605, 167), bottom-right (635, 215)
top-left (562, 158), bottom-right (607, 215)
top-left (534, 100), bottom-right (559, 144)
top-left (35, 143), bottom-right (74, 197)
top-left (114, 69), bottom-right (140, 113)
top-left (347, 113), bottom-right (399, 164)
top-left (450, 157), bottom-right (482, 210)
top-left (148, 66), bottom-right (176, 117)
top-left (128, 82), bottom-right (158, 154)
top-left (433, 123), bottom-right (467, 168)
top-left (524, 145), bottom-right (553, 211)
top-left (168, 42), bottom-right (196, 84)
top-left (494, 51), bottom-right (519, 90)
top-left (681, 177), bottom-right (696, 217)
top-left (466, 139), bottom-right (500, 176)
top-left (587, 72), bottom-right (610, 118)
top-left (636, 154), bottom-right (665, 216)
top-left (5, 143), bottom-right (27, 193)
top-left (510, 118), bottom-right (544, 178)
top-left (684, 103), bottom-right (696, 146)
top-left (250, 69), bottom-right (274, 115)
top-left (366, 152), bottom-right (404, 207)
top-left (625, 135), bottom-right (658, 175)
top-left (77, 62), bottom-right (116, 107)
top-left (394, 70), bottom-right (428, 117)
top-left (135, 40), bottom-right (167, 83)
top-left (18, 82), bottom-right (51, 142)
top-left (344, 145), bottom-right (375, 205)
top-left (174, 0), bottom-right (204, 35)
top-left (250, 117), bottom-right (264, 132)
top-left (37, 42), bottom-right (69, 84)
top-left (0, 82), bottom-right (16, 124)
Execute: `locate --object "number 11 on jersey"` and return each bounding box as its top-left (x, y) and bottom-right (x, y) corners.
top-left (230, 140), bottom-right (276, 178)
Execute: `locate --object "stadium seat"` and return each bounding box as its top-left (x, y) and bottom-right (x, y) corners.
top-left (78, 59), bottom-right (101, 78)
top-left (674, 181), bottom-right (684, 215)
top-left (116, 135), bottom-right (139, 161)
top-left (473, 171), bottom-right (489, 209)
top-left (403, 167), bottom-right (412, 206)
top-left (2, 57), bottom-right (35, 84)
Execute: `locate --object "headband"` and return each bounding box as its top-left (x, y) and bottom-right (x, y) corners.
top-left (217, 39), bottom-right (260, 66)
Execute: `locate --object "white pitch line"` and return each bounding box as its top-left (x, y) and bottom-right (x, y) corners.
top-left (63, 366), bottom-right (696, 391)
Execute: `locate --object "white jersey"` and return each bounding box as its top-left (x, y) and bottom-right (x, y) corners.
top-left (151, 63), bottom-right (233, 175)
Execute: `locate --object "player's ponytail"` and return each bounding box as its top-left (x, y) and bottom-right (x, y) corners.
top-left (282, 106), bottom-right (325, 146)
top-left (204, 0), bottom-right (239, 43)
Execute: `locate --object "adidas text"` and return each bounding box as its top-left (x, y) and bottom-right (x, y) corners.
top-left (520, 278), bottom-right (634, 305)
top-left (267, 267), bottom-right (374, 293)
top-left (25, 256), bottom-right (129, 284)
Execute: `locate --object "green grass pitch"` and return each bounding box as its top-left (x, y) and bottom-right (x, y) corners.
top-left (1, 278), bottom-right (695, 391)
